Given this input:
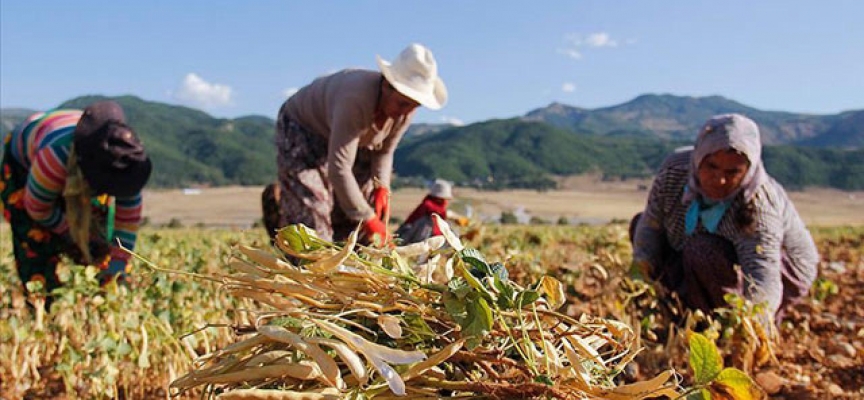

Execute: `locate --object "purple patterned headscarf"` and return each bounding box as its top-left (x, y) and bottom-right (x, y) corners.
top-left (685, 114), bottom-right (768, 203)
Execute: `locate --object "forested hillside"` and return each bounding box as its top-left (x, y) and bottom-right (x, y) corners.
top-left (2, 94), bottom-right (861, 190)
top-left (394, 119), bottom-right (680, 189)
top-left (523, 94), bottom-right (857, 145)
top-left (395, 118), bottom-right (864, 190)
top-left (59, 95), bottom-right (277, 187)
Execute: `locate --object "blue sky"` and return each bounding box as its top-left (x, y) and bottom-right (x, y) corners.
top-left (2, 1), bottom-right (862, 125)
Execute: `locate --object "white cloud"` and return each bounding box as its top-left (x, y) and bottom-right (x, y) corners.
top-left (174, 73), bottom-right (233, 107)
top-left (283, 87), bottom-right (299, 98)
top-left (561, 82), bottom-right (576, 93)
top-left (585, 32), bottom-right (618, 48)
top-left (441, 116), bottom-right (465, 126)
top-left (558, 32), bottom-right (623, 60)
top-left (556, 48), bottom-right (582, 60)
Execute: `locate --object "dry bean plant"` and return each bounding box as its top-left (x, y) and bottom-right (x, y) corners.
top-left (1, 221), bottom-right (861, 398)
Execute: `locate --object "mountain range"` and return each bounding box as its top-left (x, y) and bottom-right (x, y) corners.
top-left (522, 94), bottom-right (863, 147)
top-left (1, 94), bottom-right (861, 190)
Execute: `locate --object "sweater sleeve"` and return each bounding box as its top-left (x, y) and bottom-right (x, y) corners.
top-left (327, 99), bottom-right (375, 221)
top-left (369, 113), bottom-right (412, 188)
top-left (632, 163), bottom-right (671, 274)
top-left (23, 145), bottom-right (70, 234)
top-left (734, 199), bottom-right (785, 317)
top-left (776, 184), bottom-right (820, 295)
top-left (109, 193), bottom-right (143, 262)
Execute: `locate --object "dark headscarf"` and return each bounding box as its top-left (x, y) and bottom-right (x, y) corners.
top-left (73, 101), bottom-right (152, 197)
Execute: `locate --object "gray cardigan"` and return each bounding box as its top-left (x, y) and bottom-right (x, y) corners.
top-left (633, 150), bottom-right (820, 316)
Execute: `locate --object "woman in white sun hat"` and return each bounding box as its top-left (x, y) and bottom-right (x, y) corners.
top-left (395, 179), bottom-right (455, 244)
top-left (262, 43), bottom-right (447, 246)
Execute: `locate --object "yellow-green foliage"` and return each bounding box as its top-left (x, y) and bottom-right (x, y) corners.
top-left (0, 227), bottom-right (268, 399)
top-left (1, 223), bottom-right (861, 398)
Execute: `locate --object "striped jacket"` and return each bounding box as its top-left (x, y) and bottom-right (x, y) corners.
top-left (633, 150), bottom-right (820, 315)
top-left (9, 110), bottom-right (143, 261)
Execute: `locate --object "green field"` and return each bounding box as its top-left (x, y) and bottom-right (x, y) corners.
top-left (1, 222), bottom-right (862, 398)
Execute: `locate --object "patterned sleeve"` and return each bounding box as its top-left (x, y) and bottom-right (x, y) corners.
top-left (777, 182), bottom-right (820, 291)
top-left (23, 144), bottom-right (71, 234)
top-left (110, 193), bottom-right (143, 262)
top-left (632, 159), bottom-right (674, 273)
top-left (782, 212), bottom-right (820, 290)
top-left (734, 196), bottom-right (785, 316)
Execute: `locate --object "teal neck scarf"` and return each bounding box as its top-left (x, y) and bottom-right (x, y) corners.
top-left (685, 195), bottom-right (730, 235)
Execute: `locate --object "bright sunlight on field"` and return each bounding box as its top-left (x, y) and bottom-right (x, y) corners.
top-left (1, 220), bottom-right (862, 398)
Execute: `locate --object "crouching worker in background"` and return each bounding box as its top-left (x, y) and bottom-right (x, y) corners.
top-left (395, 179), bottom-right (455, 244)
top-left (261, 43), bottom-right (447, 246)
top-left (1, 101), bottom-right (152, 307)
top-left (630, 114), bottom-right (819, 327)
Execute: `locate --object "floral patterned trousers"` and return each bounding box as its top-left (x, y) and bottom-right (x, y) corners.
top-left (262, 114), bottom-right (374, 243)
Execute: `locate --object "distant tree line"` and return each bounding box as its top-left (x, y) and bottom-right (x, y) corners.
top-left (2, 96), bottom-right (859, 191)
top-left (395, 119), bottom-right (864, 191)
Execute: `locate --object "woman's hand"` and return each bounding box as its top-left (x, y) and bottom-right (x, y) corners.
top-left (98, 258), bottom-right (129, 286)
top-left (371, 186), bottom-right (390, 222)
top-left (361, 216), bottom-right (389, 247)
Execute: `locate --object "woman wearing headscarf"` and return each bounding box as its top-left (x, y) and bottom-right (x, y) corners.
top-left (1, 100), bottom-right (152, 303)
top-left (631, 114), bottom-right (819, 325)
top-left (261, 43), bottom-right (447, 246)
top-left (395, 179), bottom-right (453, 244)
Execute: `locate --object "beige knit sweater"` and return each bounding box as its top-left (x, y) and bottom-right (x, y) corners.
top-left (283, 69), bottom-right (412, 220)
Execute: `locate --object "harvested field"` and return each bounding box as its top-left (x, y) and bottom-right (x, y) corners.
top-left (142, 185), bottom-right (864, 228)
top-left (1, 182), bottom-right (862, 398)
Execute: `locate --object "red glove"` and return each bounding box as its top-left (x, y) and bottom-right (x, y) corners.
top-left (361, 217), bottom-right (389, 247)
top-left (371, 186), bottom-right (390, 222)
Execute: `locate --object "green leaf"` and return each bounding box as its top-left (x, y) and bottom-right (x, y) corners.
top-left (462, 297), bottom-right (493, 348)
top-left (271, 316), bottom-right (304, 329)
top-left (460, 248), bottom-right (491, 276)
top-left (25, 280), bottom-right (46, 294)
top-left (386, 251), bottom-right (414, 276)
top-left (689, 332), bottom-right (723, 385)
top-left (116, 341), bottom-right (133, 357)
top-left (99, 337), bottom-right (118, 352)
top-left (447, 277), bottom-right (472, 299)
top-left (138, 351), bottom-right (151, 369)
top-left (516, 290), bottom-right (540, 308)
top-left (279, 223), bottom-right (326, 252)
top-left (494, 276), bottom-right (516, 309)
top-left (443, 291), bottom-right (468, 325)
top-left (402, 313), bottom-right (438, 344)
top-left (455, 258), bottom-right (495, 302)
top-left (534, 374), bottom-right (554, 386)
top-left (278, 225), bottom-right (306, 252)
top-left (710, 368), bottom-right (761, 400)
top-left (489, 262), bottom-right (509, 281)
top-left (685, 388), bottom-right (711, 400)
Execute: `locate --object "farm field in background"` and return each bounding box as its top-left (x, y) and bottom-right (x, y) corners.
top-left (1, 219), bottom-right (862, 398)
top-left (141, 184), bottom-right (864, 228)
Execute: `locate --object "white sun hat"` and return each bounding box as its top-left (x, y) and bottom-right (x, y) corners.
top-left (429, 179), bottom-right (453, 199)
top-left (376, 43), bottom-right (448, 110)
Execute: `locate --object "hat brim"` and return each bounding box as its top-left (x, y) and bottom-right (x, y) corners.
top-left (377, 56), bottom-right (447, 110)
